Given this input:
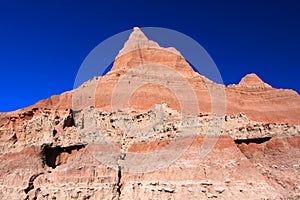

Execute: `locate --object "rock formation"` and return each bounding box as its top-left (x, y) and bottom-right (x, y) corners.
top-left (0, 27), bottom-right (299, 199)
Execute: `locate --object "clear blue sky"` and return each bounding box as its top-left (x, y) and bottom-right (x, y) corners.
top-left (0, 0), bottom-right (299, 112)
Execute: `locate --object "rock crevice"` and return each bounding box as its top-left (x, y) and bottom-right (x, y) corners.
top-left (41, 144), bottom-right (85, 168)
top-left (24, 172), bottom-right (43, 198)
top-left (234, 136), bottom-right (272, 145)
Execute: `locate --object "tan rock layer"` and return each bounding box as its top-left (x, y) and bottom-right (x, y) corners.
top-left (0, 27), bottom-right (299, 200)
top-left (2, 135), bottom-right (299, 199)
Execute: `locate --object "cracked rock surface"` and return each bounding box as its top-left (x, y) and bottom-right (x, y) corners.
top-left (0, 27), bottom-right (300, 199)
top-left (0, 105), bottom-right (299, 199)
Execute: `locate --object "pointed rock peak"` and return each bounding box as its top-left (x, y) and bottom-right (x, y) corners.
top-left (238, 73), bottom-right (272, 89)
top-left (116, 27), bottom-right (182, 58)
top-left (239, 73), bottom-right (264, 85)
top-left (131, 27), bottom-right (152, 41)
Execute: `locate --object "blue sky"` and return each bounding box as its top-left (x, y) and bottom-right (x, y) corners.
top-left (0, 0), bottom-right (299, 112)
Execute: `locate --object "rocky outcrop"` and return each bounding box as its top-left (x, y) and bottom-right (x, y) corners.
top-left (230, 73), bottom-right (272, 89)
top-left (1, 103), bottom-right (299, 199)
top-left (120, 136), bottom-right (285, 199)
top-left (226, 73), bottom-right (300, 124)
top-left (14, 27), bottom-right (299, 124)
top-left (116, 27), bottom-right (182, 59)
top-left (0, 27), bottom-right (299, 199)
top-left (236, 136), bottom-right (300, 198)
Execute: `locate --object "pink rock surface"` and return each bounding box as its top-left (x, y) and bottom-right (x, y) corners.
top-left (0, 27), bottom-right (299, 199)
top-left (16, 28), bottom-right (300, 124)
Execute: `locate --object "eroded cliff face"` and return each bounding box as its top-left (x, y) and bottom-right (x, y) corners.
top-left (23, 27), bottom-right (300, 124)
top-left (1, 105), bottom-right (299, 199)
top-left (0, 27), bottom-right (299, 200)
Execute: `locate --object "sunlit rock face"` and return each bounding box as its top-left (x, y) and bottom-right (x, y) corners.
top-left (0, 27), bottom-right (299, 199)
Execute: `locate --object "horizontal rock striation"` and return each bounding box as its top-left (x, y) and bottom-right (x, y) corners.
top-left (0, 27), bottom-right (299, 199)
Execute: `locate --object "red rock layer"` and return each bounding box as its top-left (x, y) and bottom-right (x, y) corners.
top-left (237, 136), bottom-right (300, 197)
top-left (15, 47), bottom-right (300, 124)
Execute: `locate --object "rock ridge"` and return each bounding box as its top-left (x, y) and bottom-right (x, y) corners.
top-left (0, 27), bottom-right (299, 199)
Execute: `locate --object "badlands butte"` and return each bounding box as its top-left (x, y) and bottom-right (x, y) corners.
top-left (0, 27), bottom-right (300, 200)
